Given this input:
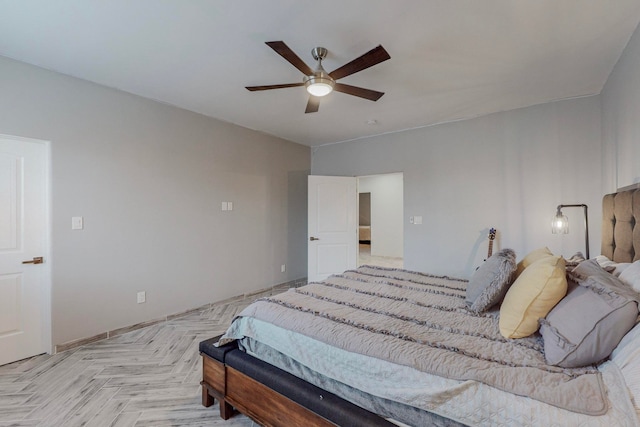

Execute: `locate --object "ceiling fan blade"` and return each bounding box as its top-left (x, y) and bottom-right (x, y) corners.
top-left (246, 82), bottom-right (304, 91)
top-left (305, 96), bottom-right (320, 113)
top-left (333, 83), bottom-right (384, 101)
top-left (329, 45), bottom-right (390, 80)
top-left (266, 41), bottom-right (314, 76)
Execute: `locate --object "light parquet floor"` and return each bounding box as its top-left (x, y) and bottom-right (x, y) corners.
top-left (0, 293), bottom-right (268, 427)
top-left (358, 244), bottom-right (403, 269)
top-left (0, 255), bottom-right (399, 427)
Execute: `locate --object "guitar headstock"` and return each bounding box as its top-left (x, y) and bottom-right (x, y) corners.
top-left (488, 228), bottom-right (496, 240)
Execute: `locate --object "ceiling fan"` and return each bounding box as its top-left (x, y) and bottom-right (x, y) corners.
top-left (245, 41), bottom-right (390, 113)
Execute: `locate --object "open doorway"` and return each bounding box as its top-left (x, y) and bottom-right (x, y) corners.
top-left (357, 173), bottom-right (403, 268)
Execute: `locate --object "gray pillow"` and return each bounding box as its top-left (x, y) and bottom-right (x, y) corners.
top-left (571, 258), bottom-right (640, 303)
top-left (466, 249), bottom-right (516, 313)
top-left (540, 271), bottom-right (639, 368)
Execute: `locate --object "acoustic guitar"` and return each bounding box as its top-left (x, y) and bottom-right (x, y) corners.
top-left (485, 228), bottom-right (496, 260)
top-left (476, 228), bottom-right (497, 270)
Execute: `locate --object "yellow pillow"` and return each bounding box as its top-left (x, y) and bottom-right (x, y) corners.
top-left (499, 255), bottom-right (567, 339)
top-left (514, 247), bottom-right (553, 279)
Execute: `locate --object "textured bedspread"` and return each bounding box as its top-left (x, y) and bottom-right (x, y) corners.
top-left (221, 266), bottom-right (607, 416)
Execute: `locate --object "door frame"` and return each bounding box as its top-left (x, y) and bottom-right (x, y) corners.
top-left (1, 134), bottom-right (52, 357)
top-left (356, 172), bottom-right (404, 261)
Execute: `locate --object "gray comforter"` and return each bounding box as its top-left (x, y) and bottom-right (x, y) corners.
top-left (229, 266), bottom-right (606, 415)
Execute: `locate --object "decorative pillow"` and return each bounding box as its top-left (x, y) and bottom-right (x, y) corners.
top-left (572, 258), bottom-right (612, 280)
top-left (594, 254), bottom-right (631, 277)
top-left (564, 252), bottom-right (586, 269)
top-left (513, 247), bottom-right (553, 279)
top-left (499, 255), bottom-right (567, 339)
top-left (466, 249), bottom-right (517, 313)
top-left (619, 260), bottom-right (640, 293)
top-left (571, 259), bottom-right (640, 301)
top-left (540, 271), bottom-right (639, 368)
top-left (595, 255), bottom-right (615, 269)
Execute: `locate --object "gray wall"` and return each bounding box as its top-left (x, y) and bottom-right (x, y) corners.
top-left (313, 96), bottom-right (603, 278)
top-left (602, 20), bottom-right (640, 189)
top-left (0, 56), bottom-right (310, 346)
top-left (8, 15), bottom-right (640, 346)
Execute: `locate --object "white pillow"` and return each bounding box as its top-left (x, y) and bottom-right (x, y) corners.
top-left (595, 255), bottom-right (632, 277)
top-left (595, 255), bottom-right (615, 269)
top-left (619, 261), bottom-right (640, 293)
top-left (613, 263), bottom-right (632, 277)
top-left (611, 321), bottom-right (640, 412)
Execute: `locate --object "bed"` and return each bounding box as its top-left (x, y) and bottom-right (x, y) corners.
top-left (201, 188), bottom-right (640, 426)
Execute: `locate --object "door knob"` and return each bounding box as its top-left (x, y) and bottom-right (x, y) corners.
top-left (309, 237), bottom-right (320, 241)
top-left (22, 257), bottom-right (44, 265)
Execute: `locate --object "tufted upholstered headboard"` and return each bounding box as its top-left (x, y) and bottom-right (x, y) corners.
top-left (602, 188), bottom-right (640, 263)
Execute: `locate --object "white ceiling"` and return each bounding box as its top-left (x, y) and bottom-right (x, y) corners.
top-left (1, 1), bottom-right (639, 147)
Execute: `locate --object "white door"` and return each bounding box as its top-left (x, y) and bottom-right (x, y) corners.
top-left (0, 135), bottom-right (48, 366)
top-left (308, 176), bottom-right (357, 282)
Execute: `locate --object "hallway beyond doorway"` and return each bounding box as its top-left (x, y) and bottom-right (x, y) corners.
top-left (358, 243), bottom-right (403, 269)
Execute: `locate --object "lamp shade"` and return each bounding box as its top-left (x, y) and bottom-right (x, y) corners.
top-left (552, 212), bottom-right (569, 234)
top-left (551, 203), bottom-right (589, 259)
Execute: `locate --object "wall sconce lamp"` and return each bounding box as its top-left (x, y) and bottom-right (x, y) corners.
top-left (552, 204), bottom-right (589, 259)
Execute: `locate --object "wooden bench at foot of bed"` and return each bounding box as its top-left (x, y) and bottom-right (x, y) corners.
top-left (199, 336), bottom-right (395, 427)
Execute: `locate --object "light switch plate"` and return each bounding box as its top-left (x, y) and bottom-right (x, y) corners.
top-left (71, 216), bottom-right (84, 230)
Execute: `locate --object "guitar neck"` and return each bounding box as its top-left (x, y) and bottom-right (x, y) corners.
top-left (487, 240), bottom-right (494, 258)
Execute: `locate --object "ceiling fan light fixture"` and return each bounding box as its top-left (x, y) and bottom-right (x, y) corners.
top-left (304, 47), bottom-right (334, 97)
top-left (246, 41), bottom-right (390, 112)
top-left (304, 75), bottom-right (335, 97)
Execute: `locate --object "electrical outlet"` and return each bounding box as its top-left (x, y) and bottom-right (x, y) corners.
top-left (281, 264), bottom-right (286, 273)
top-left (137, 291), bottom-right (146, 304)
